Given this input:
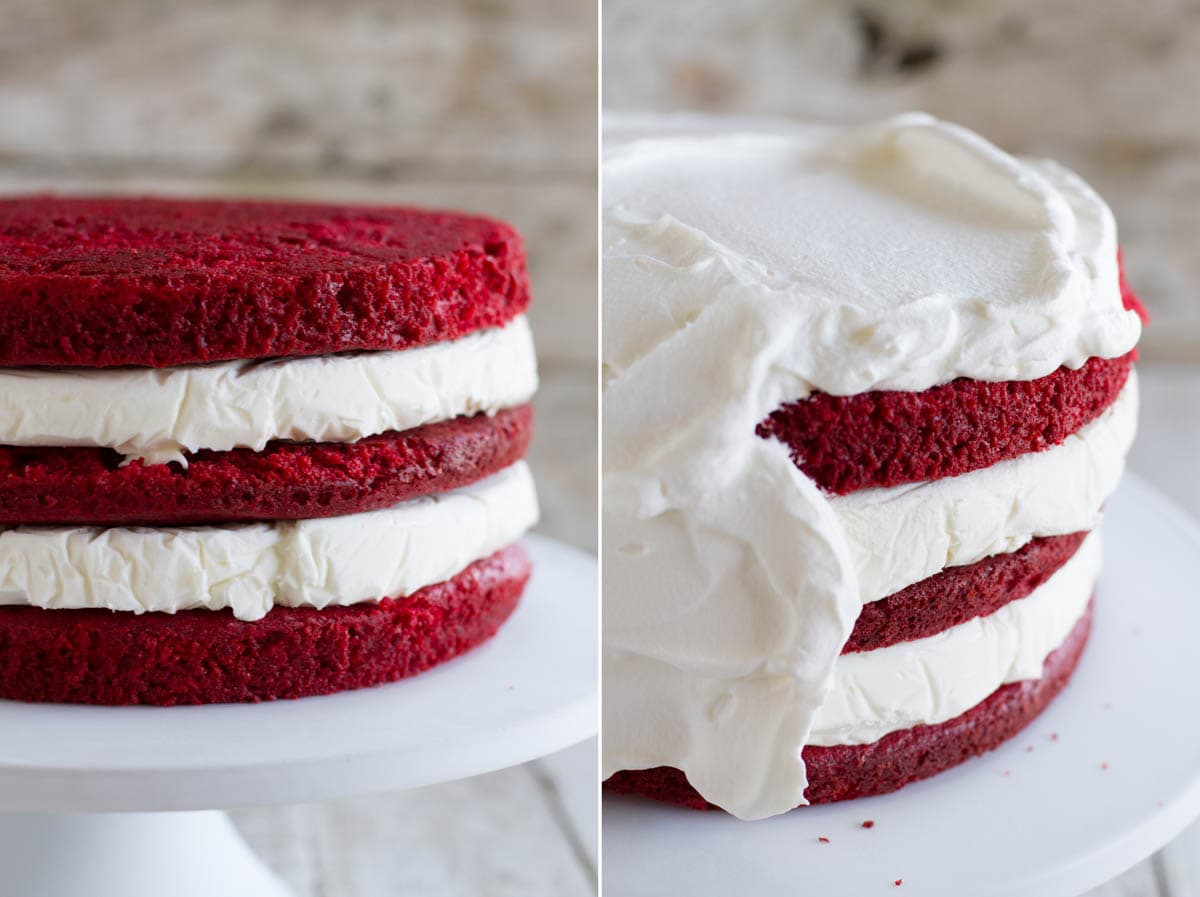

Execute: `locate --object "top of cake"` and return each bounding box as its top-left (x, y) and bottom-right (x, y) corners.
top-left (602, 113), bottom-right (1142, 820)
top-left (604, 112), bottom-right (1139, 397)
top-left (0, 196), bottom-right (530, 367)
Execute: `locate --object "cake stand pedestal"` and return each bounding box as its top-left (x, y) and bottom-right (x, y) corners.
top-left (603, 475), bottom-right (1200, 897)
top-left (0, 812), bottom-right (295, 897)
top-left (0, 534), bottom-right (597, 897)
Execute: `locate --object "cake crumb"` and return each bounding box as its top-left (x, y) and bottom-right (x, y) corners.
top-left (1002, 769), bottom-right (1011, 777)
top-left (1101, 762), bottom-right (1109, 771)
top-left (862, 820), bottom-right (875, 829)
top-left (1049, 733), bottom-right (1059, 741)
top-left (1025, 745), bottom-right (1034, 753)
top-left (894, 879), bottom-right (903, 887)
top-left (818, 836), bottom-right (830, 844)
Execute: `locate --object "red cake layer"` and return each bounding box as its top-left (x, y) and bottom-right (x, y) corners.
top-left (0, 197), bottom-right (530, 367)
top-left (844, 531), bottom-right (1087, 653)
top-left (757, 266), bottom-right (1142, 494)
top-left (604, 599), bottom-right (1092, 810)
top-left (0, 544), bottom-right (530, 705)
top-left (0, 406), bottom-right (531, 526)
top-left (758, 353), bottom-right (1132, 495)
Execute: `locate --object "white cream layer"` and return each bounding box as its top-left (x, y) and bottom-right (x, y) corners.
top-left (810, 529), bottom-right (1099, 746)
top-left (834, 371), bottom-right (1137, 604)
top-left (603, 114), bottom-right (1142, 820)
top-left (0, 461), bottom-right (538, 622)
top-left (0, 315), bottom-right (537, 465)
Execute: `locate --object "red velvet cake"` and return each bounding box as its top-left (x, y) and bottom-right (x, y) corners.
top-left (841, 531), bottom-right (1088, 655)
top-left (0, 196), bottom-right (530, 367)
top-left (607, 600), bottom-right (1093, 808)
top-left (602, 114), bottom-right (1144, 820)
top-left (0, 545), bottom-right (531, 706)
top-left (757, 274), bottom-right (1146, 496)
top-left (0, 196), bottom-right (540, 705)
top-left (0, 405), bottom-right (533, 526)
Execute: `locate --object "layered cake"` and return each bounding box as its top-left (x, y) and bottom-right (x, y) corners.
top-left (0, 196), bottom-right (539, 705)
top-left (602, 114), bottom-right (1144, 819)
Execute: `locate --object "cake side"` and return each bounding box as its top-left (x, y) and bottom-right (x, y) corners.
top-left (0, 545), bottom-right (532, 706)
top-left (608, 598), bottom-right (1093, 808)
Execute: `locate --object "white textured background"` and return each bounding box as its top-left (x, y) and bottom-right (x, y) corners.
top-left (0, 2), bottom-right (598, 895)
top-left (604, 1), bottom-right (1200, 894)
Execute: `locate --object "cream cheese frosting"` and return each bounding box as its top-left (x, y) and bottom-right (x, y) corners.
top-left (835, 372), bottom-right (1137, 604)
top-left (602, 113), bottom-right (1142, 820)
top-left (0, 315), bottom-right (538, 465)
top-left (0, 461), bottom-right (538, 622)
top-left (810, 529), bottom-right (1100, 746)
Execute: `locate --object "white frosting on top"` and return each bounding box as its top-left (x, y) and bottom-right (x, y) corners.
top-left (0, 316), bottom-right (537, 465)
top-left (0, 462), bottom-right (538, 622)
top-left (602, 114), bottom-right (1142, 820)
top-left (811, 529), bottom-right (1100, 746)
top-left (835, 372), bottom-right (1137, 603)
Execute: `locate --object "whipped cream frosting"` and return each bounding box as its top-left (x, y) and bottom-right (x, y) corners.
top-left (811, 529), bottom-right (1100, 746)
top-left (602, 113), bottom-right (1142, 820)
top-left (835, 372), bottom-right (1136, 603)
top-left (0, 462), bottom-right (538, 622)
top-left (0, 316), bottom-right (537, 465)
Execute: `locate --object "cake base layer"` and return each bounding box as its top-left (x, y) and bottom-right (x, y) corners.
top-left (759, 353), bottom-right (1133, 495)
top-left (0, 197), bottom-right (530, 367)
top-left (0, 406), bottom-right (532, 526)
top-left (845, 531), bottom-right (1087, 653)
top-left (604, 598), bottom-right (1092, 810)
top-left (0, 544), bottom-right (531, 706)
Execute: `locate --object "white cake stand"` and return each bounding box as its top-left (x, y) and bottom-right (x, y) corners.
top-left (0, 533), bottom-right (597, 897)
top-left (604, 474), bottom-right (1200, 897)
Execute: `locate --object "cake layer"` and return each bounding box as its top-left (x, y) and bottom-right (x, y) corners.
top-left (759, 351), bottom-right (1133, 495)
top-left (0, 543), bottom-right (530, 705)
top-left (834, 371), bottom-right (1136, 604)
top-left (0, 315), bottom-right (536, 465)
top-left (811, 529), bottom-right (1097, 745)
top-left (604, 597), bottom-right (1091, 809)
top-left (0, 406), bottom-right (533, 526)
top-left (844, 531), bottom-right (1087, 653)
top-left (0, 461), bottom-right (538, 621)
top-left (0, 196), bottom-right (530, 368)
